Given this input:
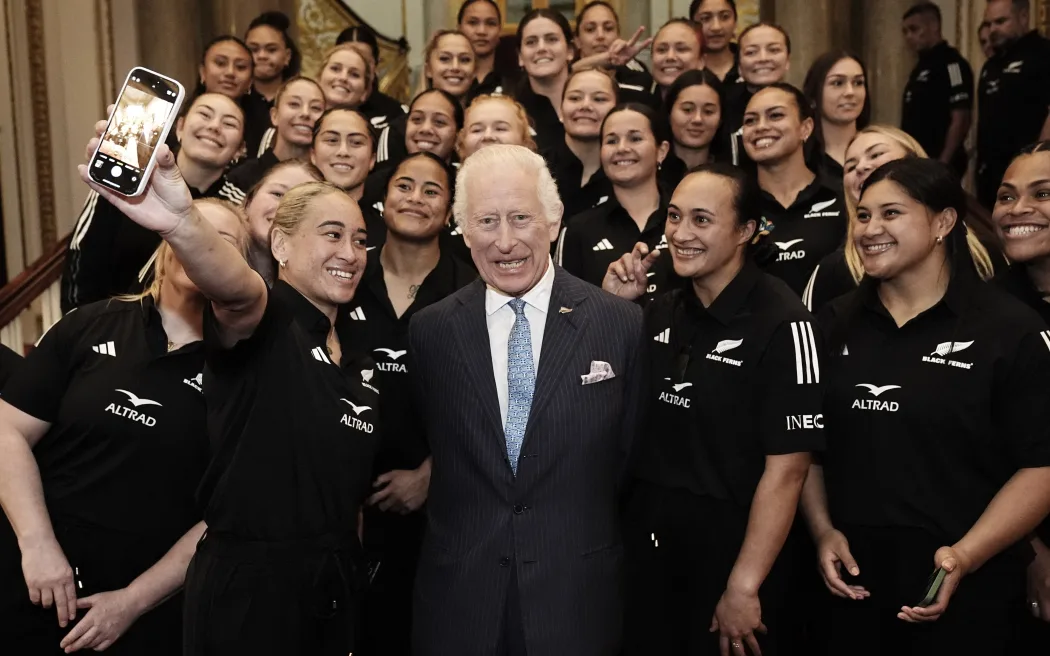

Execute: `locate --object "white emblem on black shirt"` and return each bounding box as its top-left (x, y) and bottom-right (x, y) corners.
top-left (653, 328), bottom-right (670, 344)
top-left (340, 399), bottom-right (372, 415)
top-left (115, 389), bottom-right (162, 407)
top-left (785, 414), bottom-right (823, 430)
top-left (775, 239), bottom-right (806, 262)
top-left (183, 372), bottom-right (203, 393)
top-left (805, 199), bottom-right (840, 218)
top-left (1004, 60), bottom-right (1024, 74)
top-left (655, 234), bottom-right (669, 250)
top-left (592, 238), bottom-right (615, 251)
top-left (659, 378), bottom-right (691, 408)
top-left (106, 389), bottom-right (161, 426)
top-left (311, 347), bottom-right (333, 364)
top-left (916, 69), bottom-right (930, 82)
top-left (922, 340), bottom-right (974, 369)
top-left (361, 369), bottom-right (380, 394)
top-left (92, 341), bottom-right (116, 357)
top-left (706, 339), bottom-right (744, 367)
top-left (348, 307), bottom-right (367, 321)
top-left (852, 384), bottom-right (901, 412)
top-left (374, 348), bottom-right (408, 372)
top-left (790, 322), bottom-right (820, 384)
top-left (1040, 331), bottom-right (1050, 352)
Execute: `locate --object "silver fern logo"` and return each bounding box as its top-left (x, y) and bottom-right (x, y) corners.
top-left (931, 341), bottom-right (973, 356)
top-left (713, 339), bottom-right (743, 354)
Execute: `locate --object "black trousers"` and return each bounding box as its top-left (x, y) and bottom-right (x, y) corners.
top-left (359, 507), bottom-right (425, 656)
top-left (0, 519), bottom-right (183, 656)
top-left (622, 481), bottom-right (791, 656)
top-left (820, 523), bottom-right (1024, 656)
top-left (182, 531), bottom-right (364, 656)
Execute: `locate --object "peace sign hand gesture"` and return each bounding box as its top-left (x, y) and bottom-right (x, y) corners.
top-left (602, 242), bottom-right (661, 301)
top-left (607, 26), bottom-right (654, 68)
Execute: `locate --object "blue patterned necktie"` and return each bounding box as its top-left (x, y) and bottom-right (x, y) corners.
top-left (505, 298), bottom-right (535, 475)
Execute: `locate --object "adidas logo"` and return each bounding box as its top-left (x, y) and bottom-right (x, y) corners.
top-left (348, 307), bottom-right (366, 321)
top-left (654, 328), bottom-right (670, 344)
top-left (1041, 331), bottom-right (1050, 352)
top-left (92, 341), bottom-right (116, 357)
top-left (311, 347), bottom-right (333, 364)
top-left (593, 238), bottom-right (614, 251)
top-left (450, 225), bottom-right (463, 236)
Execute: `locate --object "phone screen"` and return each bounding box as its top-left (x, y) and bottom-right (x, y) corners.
top-left (91, 69), bottom-right (181, 195)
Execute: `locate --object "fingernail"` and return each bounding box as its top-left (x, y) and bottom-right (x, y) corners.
top-left (850, 567), bottom-right (859, 575)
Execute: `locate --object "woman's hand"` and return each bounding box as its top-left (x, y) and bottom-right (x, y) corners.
top-left (1028, 538), bottom-right (1050, 622)
top-left (898, 545), bottom-right (972, 623)
top-left (710, 586), bottom-right (766, 656)
top-left (815, 529), bottom-right (870, 600)
top-left (21, 534), bottom-right (77, 627)
top-left (607, 26), bottom-right (655, 68)
top-left (368, 462), bottom-right (432, 514)
top-left (602, 242), bottom-right (660, 300)
top-left (77, 110), bottom-right (194, 236)
top-left (59, 588), bottom-right (142, 652)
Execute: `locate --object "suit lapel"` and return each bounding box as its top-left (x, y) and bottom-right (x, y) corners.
top-left (524, 269), bottom-right (587, 439)
top-left (452, 280), bottom-right (504, 436)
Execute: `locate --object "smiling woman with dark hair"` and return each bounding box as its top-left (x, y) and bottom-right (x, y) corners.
top-left (690, 0), bottom-right (740, 83)
top-left (804, 157), bottom-right (1050, 656)
top-left (515, 8), bottom-right (577, 152)
top-left (803, 51), bottom-right (871, 188)
top-left (605, 162), bottom-right (822, 656)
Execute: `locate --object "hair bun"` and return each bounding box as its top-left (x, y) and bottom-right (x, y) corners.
top-left (255, 11), bottom-right (290, 31)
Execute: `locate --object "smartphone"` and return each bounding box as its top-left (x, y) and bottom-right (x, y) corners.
top-left (917, 567), bottom-right (946, 607)
top-left (88, 67), bottom-right (185, 197)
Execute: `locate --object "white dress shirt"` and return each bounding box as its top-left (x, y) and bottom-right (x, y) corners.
top-left (485, 258), bottom-right (556, 428)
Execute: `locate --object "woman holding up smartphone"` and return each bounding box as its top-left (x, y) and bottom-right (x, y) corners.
top-left (63, 92), bottom-right (247, 311)
top-left (606, 163), bottom-right (822, 655)
top-left (0, 199), bottom-right (247, 655)
top-left (75, 113), bottom-right (381, 655)
top-left (803, 158), bottom-right (1050, 655)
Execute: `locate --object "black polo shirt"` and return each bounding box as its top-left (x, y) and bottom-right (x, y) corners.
top-left (977, 32), bottom-right (1050, 187)
top-left (513, 78), bottom-right (564, 154)
top-left (801, 247), bottom-right (856, 315)
top-left (819, 268), bottom-right (1050, 542)
top-left (61, 174), bottom-right (246, 312)
top-left (226, 148), bottom-right (280, 194)
top-left (375, 113), bottom-right (409, 169)
top-left (1, 298), bottom-right (209, 546)
top-left (902, 41), bottom-right (974, 171)
top-left (339, 249), bottom-right (475, 474)
top-left (542, 138), bottom-right (613, 224)
top-left (612, 61), bottom-right (656, 107)
top-left (198, 281), bottom-right (380, 540)
top-left (0, 344), bottom-right (21, 391)
top-left (631, 260), bottom-right (825, 506)
top-left (467, 69), bottom-right (514, 104)
top-left (756, 177), bottom-right (845, 297)
top-left (994, 264), bottom-right (1050, 546)
top-left (557, 192), bottom-right (671, 293)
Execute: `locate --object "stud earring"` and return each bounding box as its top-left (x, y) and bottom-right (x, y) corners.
top-left (279, 259), bottom-right (287, 268)
top-left (935, 236), bottom-right (943, 244)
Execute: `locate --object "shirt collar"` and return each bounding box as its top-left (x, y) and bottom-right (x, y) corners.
top-left (272, 279), bottom-right (332, 335)
top-left (858, 257), bottom-right (977, 320)
top-left (485, 257), bottom-right (556, 316)
top-left (683, 258), bottom-right (763, 326)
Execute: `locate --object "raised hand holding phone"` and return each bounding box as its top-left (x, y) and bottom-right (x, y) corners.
top-left (86, 67), bottom-right (184, 197)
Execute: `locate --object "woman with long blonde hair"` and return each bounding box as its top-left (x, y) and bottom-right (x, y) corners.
top-left (0, 199), bottom-right (246, 655)
top-left (802, 124), bottom-right (1002, 313)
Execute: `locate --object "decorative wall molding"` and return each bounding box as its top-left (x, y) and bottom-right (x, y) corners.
top-left (95, 0), bottom-right (116, 107)
top-left (24, 0), bottom-right (56, 246)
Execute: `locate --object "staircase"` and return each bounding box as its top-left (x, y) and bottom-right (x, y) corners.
top-left (0, 236), bottom-right (68, 354)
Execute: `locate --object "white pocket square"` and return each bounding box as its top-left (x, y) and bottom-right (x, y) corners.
top-left (581, 360), bottom-right (615, 385)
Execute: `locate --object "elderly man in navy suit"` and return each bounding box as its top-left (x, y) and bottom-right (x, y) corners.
top-left (409, 144), bottom-right (646, 656)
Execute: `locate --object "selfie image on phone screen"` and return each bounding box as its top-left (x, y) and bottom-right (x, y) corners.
top-left (90, 68), bottom-right (183, 196)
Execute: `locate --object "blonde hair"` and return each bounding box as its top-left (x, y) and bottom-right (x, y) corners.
top-left (124, 198), bottom-right (248, 303)
top-left (318, 44), bottom-right (374, 87)
top-left (453, 144), bottom-right (561, 230)
top-left (455, 95), bottom-right (538, 160)
top-left (843, 125), bottom-right (994, 284)
top-left (418, 29), bottom-right (474, 96)
top-left (272, 180), bottom-right (348, 239)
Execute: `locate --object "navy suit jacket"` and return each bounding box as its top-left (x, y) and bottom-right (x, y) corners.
top-left (408, 267), bottom-right (645, 656)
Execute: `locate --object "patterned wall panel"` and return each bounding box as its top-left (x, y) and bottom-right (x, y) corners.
top-left (297, 0), bottom-right (412, 102)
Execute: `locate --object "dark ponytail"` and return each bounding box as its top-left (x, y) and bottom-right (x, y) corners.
top-left (247, 11), bottom-right (301, 79)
